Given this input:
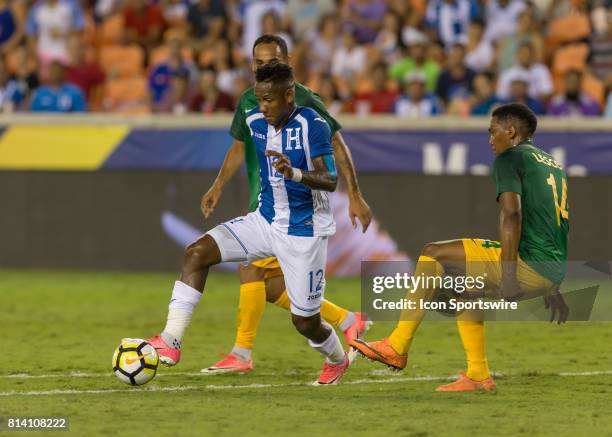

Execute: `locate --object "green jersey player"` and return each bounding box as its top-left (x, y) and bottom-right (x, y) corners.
top-left (350, 103), bottom-right (569, 392)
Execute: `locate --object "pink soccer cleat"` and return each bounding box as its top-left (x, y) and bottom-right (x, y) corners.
top-left (147, 335), bottom-right (181, 367)
top-left (343, 312), bottom-right (372, 362)
top-left (201, 354), bottom-right (254, 374)
top-left (313, 354), bottom-right (350, 386)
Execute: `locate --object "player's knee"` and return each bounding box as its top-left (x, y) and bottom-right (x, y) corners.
top-left (421, 242), bottom-right (443, 260)
top-left (184, 236), bottom-right (218, 269)
top-left (291, 314), bottom-right (318, 337)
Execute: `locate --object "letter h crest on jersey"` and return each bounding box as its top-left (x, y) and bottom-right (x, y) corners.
top-left (285, 128), bottom-right (302, 151)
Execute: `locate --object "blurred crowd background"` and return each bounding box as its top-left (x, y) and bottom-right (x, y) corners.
top-left (0, 0), bottom-right (610, 116)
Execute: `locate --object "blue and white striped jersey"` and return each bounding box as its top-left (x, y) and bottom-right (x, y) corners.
top-left (245, 105), bottom-right (336, 237)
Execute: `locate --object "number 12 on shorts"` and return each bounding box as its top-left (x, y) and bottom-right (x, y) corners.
top-left (309, 269), bottom-right (324, 293)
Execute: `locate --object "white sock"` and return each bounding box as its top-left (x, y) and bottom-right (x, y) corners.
top-left (162, 281), bottom-right (202, 346)
top-left (339, 311), bottom-right (356, 331)
top-left (308, 323), bottom-right (345, 364)
top-left (231, 346), bottom-right (252, 362)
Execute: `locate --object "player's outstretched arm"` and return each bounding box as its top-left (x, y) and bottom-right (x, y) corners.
top-left (201, 139), bottom-right (245, 218)
top-left (266, 150), bottom-right (337, 192)
top-left (332, 132), bottom-right (373, 232)
top-left (498, 192), bottom-right (523, 300)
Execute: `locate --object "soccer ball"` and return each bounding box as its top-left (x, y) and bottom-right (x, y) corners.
top-left (112, 338), bottom-right (159, 386)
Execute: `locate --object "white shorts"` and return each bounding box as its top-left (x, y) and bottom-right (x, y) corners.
top-left (206, 212), bottom-right (328, 317)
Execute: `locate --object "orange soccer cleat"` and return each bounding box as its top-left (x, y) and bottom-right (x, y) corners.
top-left (349, 338), bottom-right (407, 370)
top-left (435, 372), bottom-right (496, 392)
top-left (201, 354), bottom-right (254, 374)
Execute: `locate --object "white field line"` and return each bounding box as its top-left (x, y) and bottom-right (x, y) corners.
top-left (0, 371), bottom-right (305, 379)
top-left (1, 370), bottom-right (612, 397)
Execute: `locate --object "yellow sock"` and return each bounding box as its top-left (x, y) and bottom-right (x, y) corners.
top-left (233, 281), bottom-right (266, 350)
top-left (388, 255), bottom-right (444, 355)
top-left (320, 300), bottom-right (349, 328)
top-left (456, 319), bottom-right (490, 381)
top-left (272, 290), bottom-right (349, 328)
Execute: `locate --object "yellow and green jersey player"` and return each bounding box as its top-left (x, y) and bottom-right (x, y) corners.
top-left (351, 103), bottom-right (569, 391)
top-left (200, 35), bottom-right (373, 373)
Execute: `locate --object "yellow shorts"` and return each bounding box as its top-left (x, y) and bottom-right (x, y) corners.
top-left (462, 238), bottom-right (553, 296)
top-left (250, 257), bottom-right (283, 279)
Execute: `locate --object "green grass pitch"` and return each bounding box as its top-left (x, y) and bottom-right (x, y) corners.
top-left (2, 270), bottom-right (612, 436)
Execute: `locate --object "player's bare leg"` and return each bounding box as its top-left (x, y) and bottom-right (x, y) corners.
top-left (351, 240), bottom-right (467, 369)
top-left (265, 275), bottom-right (371, 352)
top-left (291, 312), bottom-right (349, 385)
top-left (149, 235), bottom-right (221, 366)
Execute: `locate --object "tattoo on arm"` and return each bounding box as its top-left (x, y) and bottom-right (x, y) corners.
top-left (300, 155), bottom-right (337, 192)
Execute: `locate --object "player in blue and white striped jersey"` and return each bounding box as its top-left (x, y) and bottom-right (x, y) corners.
top-left (149, 62), bottom-right (350, 385)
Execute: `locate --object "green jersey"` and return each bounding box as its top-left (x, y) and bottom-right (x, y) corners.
top-left (493, 141), bottom-right (569, 284)
top-left (230, 83), bottom-right (342, 212)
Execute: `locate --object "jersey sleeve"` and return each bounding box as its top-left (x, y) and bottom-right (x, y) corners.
top-left (494, 152), bottom-right (522, 200)
top-left (298, 86), bottom-right (342, 134)
top-left (229, 94), bottom-right (248, 140)
top-left (308, 116), bottom-right (333, 159)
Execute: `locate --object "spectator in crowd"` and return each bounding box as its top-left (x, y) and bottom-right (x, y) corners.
top-left (65, 35), bottom-right (105, 102)
top-left (317, 74), bottom-right (343, 115)
top-left (508, 76), bottom-right (545, 114)
top-left (342, 0), bottom-right (387, 44)
top-left (331, 26), bottom-right (366, 82)
top-left (162, 0), bottom-right (189, 29)
top-left (374, 11), bottom-right (403, 65)
top-left (395, 71), bottom-right (442, 117)
top-left (187, 0), bottom-right (225, 40)
top-left (149, 39), bottom-right (197, 111)
top-left (435, 43), bottom-right (475, 105)
top-left (30, 60), bottom-right (86, 112)
top-left (349, 62), bottom-right (398, 114)
top-left (209, 38), bottom-right (244, 98)
top-left (0, 0), bottom-right (23, 55)
top-left (284, 0), bottom-right (335, 39)
top-left (425, 0), bottom-right (479, 47)
top-left (123, 0), bottom-right (165, 51)
top-left (261, 10), bottom-right (293, 52)
top-left (400, 2), bottom-right (427, 49)
top-left (94, 0), bottom-right (122, 22)
top-left (241, 0), bottom-right (286, 56)
top-left (389, 33), bottom-right (440, 93)
top-left (188, 68), bottom-right (234, 113)
top-left (0, 58), bottom-right (25, 111)
top-left (497, 10), bottom-right (543, 72)
top-left (26, 0), bottom-right (84, 66)
top-left (465, 20), bottom-right (494, 73)
top-left (155, 68), bottom-right (191, 113)
top-left (483, 0), bottom-right (525, 43)
top-left (9, 45), bottom-right (39, 106)
top-left (470, 72), bottom-right (504, 115)
top-left (588, 8), bottom-right (612, 80)
top-left (496, 41), bottom-right (552, 100)
top-left (306, 13), bottom-right (340, 75)
top-left (548, 69), bottom-right (601, 116)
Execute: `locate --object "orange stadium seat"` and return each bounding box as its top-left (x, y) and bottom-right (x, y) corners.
top-left (548, 13), bottom-right (591, 45)
top-left (552, 43), bottom-right (589, 75)
top-left (99, 45), bottom-right (144, 78)
top-left (98, 14), bottom-right (124, 46)
top-left (582, 73), bottom-right (605, 107)
top-left (102, 76), bottom-right (150, 114)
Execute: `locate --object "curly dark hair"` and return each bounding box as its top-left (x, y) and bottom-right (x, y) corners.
top-left (255, 61), bottom-right (294, 85)
top-left (492, 103), bottom-right (538, 137)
